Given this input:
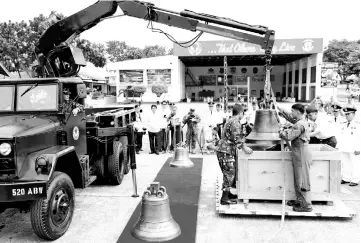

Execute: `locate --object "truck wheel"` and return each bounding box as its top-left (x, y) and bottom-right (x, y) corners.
top-left (119, 136), bottom-right (130, 175)
top-left (30, 172), bottom-right (75, 240)
top-left (107, 140), bottom-right (125, 185)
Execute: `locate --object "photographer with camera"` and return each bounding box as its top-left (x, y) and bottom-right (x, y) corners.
top-left (167, 105), bottom-right (183, 152)
top-left (182, 108), bottom-right (201, 154)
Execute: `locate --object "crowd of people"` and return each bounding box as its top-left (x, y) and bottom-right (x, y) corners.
top-left (132, 95), bottom-right (359, 212)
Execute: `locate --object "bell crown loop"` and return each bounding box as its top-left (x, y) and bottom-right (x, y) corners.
top-left (142, 182), bottom-right (168, 201)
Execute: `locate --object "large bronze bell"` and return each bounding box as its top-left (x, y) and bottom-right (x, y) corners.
top-left (246, 109), bottom-right (281, 145)
top-left (169, 147), bottom-right (194, 168)
top-left (131, 182), bottom-right (181, 242)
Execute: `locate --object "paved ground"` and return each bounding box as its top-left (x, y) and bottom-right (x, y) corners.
top-left (0, 101), bottom-right (359, 243)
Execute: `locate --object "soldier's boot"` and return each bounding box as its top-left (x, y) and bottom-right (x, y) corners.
top-left (228, 191), bottom-right (238, 201)
top-left (293, 204), bottom-right (313, 212)
top-left (221, 191), bottom-right (237, 205)
top-left (287, 199), bottom-right (301, 207)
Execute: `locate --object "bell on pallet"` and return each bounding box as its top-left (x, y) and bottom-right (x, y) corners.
top-left (246, 109), bottom-right (281, 145)
top-left (131, 182), bottom-right (181, 242)
top-left (169, 147), bottom-right (194, 168)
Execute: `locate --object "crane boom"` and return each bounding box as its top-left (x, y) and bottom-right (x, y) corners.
top-left (34, 0), bottom-right (275, 78)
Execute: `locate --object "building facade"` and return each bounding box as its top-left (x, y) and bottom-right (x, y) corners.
top-left (108, 38), bottom-right (337, 103)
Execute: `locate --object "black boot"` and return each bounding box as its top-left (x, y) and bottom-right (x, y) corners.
top-left (221, 191), bottom-right (237, 205)
top-left (293, 204), bottom-right (313, 212)
top-left (287, 200), bottom-right (301, 207)
top-left (228, 192), bottom-right (238, 201)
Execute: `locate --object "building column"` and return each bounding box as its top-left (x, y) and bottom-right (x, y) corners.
top-left (306, 56), bottom-right (312, 101)
top-left (115, 69), bottom-right (123, 102)
top-left (298, 60), bottom-right (303, 101)
top-left (292, 62), bottom-right (296, 98)
top-left (315, 53), bottom-right (323, 98)
top-left (285, 64), bottom-right (289, 97)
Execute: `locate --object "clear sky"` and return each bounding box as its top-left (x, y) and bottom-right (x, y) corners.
top-left (1, 0), bottom-right (360, 49)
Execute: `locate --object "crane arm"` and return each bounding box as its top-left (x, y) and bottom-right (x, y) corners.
top-left (34, 0), bottom-right (275, 78)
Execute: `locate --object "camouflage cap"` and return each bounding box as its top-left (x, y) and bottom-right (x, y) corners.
top-left (63, 88), bottom-right (71, 95)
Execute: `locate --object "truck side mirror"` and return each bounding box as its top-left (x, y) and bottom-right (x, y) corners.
top-left (77, 84), bottom-right (87, 99)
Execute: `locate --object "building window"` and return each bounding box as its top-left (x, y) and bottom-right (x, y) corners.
top-left (119, 70), bottom-right (143, 84)
top-left (302, 68), bottom-right (307, 83)
top-left (199, 75), bottom-right (216, 85)
top-left (283, 73), bottom-right (286, 85)
top-left (147, 69), bottom-right (171, 85)
top-left (311, 66), bottom-right (316, 83)
top-left (295, 70), bottom-right (299, 84)
top-left (282, 87), bottom-right (286, 97)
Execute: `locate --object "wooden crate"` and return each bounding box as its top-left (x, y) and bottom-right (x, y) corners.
top-left (237, 144), bottom-right (342, 203)
top-left (217, 177), bottom-right (355, 218)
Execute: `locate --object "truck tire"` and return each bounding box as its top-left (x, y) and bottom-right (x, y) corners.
top-left (30, 172), bottom-right (75, 240)
top-left (107, 140), bottom-right (125, 185)
top-left (119, 136), bottom-right (130, 175)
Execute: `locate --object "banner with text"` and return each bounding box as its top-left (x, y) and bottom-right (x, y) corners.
top-left (174, 38), bottom-right (323, 56)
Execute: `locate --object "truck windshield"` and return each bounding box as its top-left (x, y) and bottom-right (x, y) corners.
top-left (17, 84), bottom-right (58, 111)
top-left (0, 86), bottom-right (15, 111)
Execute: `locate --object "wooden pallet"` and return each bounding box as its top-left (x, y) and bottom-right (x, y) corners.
top-left (216, 176), bottom-right (356, 218)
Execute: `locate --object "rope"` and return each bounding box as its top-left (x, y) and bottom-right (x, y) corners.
top-left (264, 75), bottom-right (288, 243)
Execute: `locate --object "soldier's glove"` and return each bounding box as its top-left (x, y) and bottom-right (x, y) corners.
top-left (72, 108), bottom-right (79, 116)
top-left (355, 151), bottom-right (360, 156)
top-left (242, 145), bottom-right (253, 154)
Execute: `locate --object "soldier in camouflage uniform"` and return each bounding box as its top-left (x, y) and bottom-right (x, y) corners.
top-left (182, 108), bottom-right (201, 154)
top-left (216, 103), bottom-right (253, 205)
top-left (61, 88), bottom-right (84, 116)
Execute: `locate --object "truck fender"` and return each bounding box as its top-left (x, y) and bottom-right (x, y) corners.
top-left (18, 146), bottom-right (84, 188)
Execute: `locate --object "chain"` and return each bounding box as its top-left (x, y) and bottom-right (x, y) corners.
top-left (223, 56), bottom-right (228, 112)
top-left (263, 48), bottom-right (273, 108)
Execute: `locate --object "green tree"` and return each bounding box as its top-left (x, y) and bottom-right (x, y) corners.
top-left (142, 45), bottom-right (167, 58)
top-left (105, 40), bottom-right (128, 62)
top-left (167, 48), bottom-right (174, 55)
top-left (151, 84), bottom-right (168, 97)
top-left (75, 39), bottom-right (107, 67)
top-left (131, 85), bottom-right (147, 101)
top-left (106, 41), bottom-right (170, 62)
top-left (0, 20), bottom-right (34, 75)
top-left (323, 39), bottom-right (360, 82)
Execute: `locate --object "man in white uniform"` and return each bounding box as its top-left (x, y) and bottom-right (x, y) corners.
top-left (213, 103), bottom-right (226, 139)
top-left (338, 105), bottom-right (360, 186)
top-left (306, 105), bottom-right (338, 148)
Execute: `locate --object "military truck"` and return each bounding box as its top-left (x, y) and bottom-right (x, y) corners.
top-left (0, 77), bottom-right (137, 240)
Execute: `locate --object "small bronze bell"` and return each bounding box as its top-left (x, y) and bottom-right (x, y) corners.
top-left (131, 182), bottom-right (181, 242)
top-left (169, 147), bottom-right (194, 168)
top-left (246, 109), bottom-right (280, 145)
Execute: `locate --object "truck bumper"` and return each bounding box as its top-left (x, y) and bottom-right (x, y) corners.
top-left (0, 181), bottom-right (47, 202)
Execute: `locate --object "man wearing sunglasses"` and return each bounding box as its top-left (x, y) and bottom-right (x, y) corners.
top-left (338, 105), bottom-right (360, 186)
